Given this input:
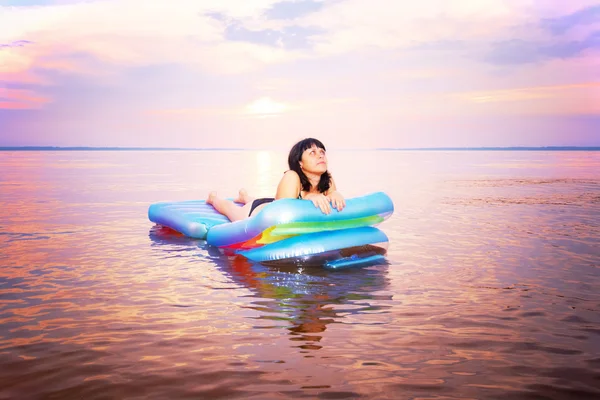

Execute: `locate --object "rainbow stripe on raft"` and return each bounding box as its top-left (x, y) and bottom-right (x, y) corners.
top-left (223, 214), bottom-right (386, 250)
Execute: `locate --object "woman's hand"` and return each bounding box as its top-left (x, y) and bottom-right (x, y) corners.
top-left (304, 193), bottom-right (332, 214)
top-left (326, 191), bottom-right (345, 211)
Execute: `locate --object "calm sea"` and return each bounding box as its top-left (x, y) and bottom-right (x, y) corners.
top-left (1, 149), bottom-right (599, 399)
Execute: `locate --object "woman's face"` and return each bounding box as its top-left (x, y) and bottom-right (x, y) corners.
top-left (299, 144), bottom-right (327, 175)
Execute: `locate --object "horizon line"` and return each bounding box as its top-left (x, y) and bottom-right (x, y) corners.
top-left (1, 146), bottom-right (599, 151)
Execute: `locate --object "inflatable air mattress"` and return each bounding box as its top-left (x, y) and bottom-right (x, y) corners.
top-left (148, 199), bottom-right (235, 239)
top-left (148, 192), bottom-right (394, 269)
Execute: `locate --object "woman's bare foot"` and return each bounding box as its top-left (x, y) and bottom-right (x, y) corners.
top-left (206, 191), bottom-right (217, 205)
top-left (233, 188), bottom-right (250, 204)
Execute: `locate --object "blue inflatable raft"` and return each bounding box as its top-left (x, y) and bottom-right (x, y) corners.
top-left (148, 192), bottom-right (394, 269)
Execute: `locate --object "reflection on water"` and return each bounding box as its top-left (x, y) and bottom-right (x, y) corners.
top-left (219, 257), bottom-right (391, 355)
top-left (1, 150), bottom-right (600, 399)
top-left (149, 226), bottom-right (392, 355)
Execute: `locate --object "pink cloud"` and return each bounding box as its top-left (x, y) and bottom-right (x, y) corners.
top-left (0, 88), bottom-right (50, 109)
top-left (0, 40), bottom-right (33, 49)
top-left (449, 82), bottom-right (600, 116)
top-left (0, 102), bottom-right (34, 110)
top-left (0, 70), bottom-right (49, 85)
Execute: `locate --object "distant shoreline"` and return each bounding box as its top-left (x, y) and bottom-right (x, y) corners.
top-left (1, 146), bottom-right (599, 151)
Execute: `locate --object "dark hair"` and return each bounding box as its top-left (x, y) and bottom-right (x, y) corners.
top-left (288, 138), bottom-right (331, 194)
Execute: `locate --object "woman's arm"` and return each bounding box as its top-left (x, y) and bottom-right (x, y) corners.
top-left (276, 170), bottom-right (333, 214)
top-left (325, 176), bottom-right (346, 211)
top-left (325, 175), bottom-right (338, 196)
top-left (275, 170), bottom-right (302, 199)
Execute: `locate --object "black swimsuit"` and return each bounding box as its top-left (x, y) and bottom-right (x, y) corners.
top-left (248, 192), bottom-right (303, 216)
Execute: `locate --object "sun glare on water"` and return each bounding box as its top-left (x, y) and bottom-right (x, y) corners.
top-left (245, 97), bottom-right (288, 117)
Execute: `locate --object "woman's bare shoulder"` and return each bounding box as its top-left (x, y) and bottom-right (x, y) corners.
top-left (282, 169), bottom-right (300, 180)
top-left (276, 170), bottom-right (301, 199)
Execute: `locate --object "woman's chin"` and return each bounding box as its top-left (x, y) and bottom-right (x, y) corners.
top-left (304, 165), bottom-right (327, 175)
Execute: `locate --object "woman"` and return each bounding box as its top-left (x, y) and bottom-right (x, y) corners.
top-left (206, 138), bottom-right (346, 222)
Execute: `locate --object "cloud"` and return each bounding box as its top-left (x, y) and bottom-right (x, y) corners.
top-left (544, 30), bottom-right (600, 56)
top-left (0, 0), bottom-right (296, 79)
top-left (205, 11), bottom-right (228, 22)
top-left (225, 22), bottom-right (323, 49)
top-left (297, 0), bottom-right (520, 54)
top-left (453, 82), bottom-right (600, 102)
top-left (0, 87), bottom-right (50, 109)
top-left (541, 4), bottom-right (600, 35)
top-left (265, 0), bottom-right (323, 20)
top-left (477, 3), bottom-right (600, 65)
top-left (0, 40), bottom-right (33, 48)
top-left (3, 0), bottom-right (596, 84)
top-left (449, 82), bottom-right (600, 116)
top-left (0, 0), bottom-right (50, 5)
top-left (484, 31), bottom-right (600, 64)
top-left (408, 40), bottom-right (466, 52)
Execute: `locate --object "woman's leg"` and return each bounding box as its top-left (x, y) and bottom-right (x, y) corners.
top-left (233, 188), bottom-right (255, 205)
top-left (207, 192), bottom-right (252, 222)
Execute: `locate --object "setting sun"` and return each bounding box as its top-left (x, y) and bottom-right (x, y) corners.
top-left (245, 97), bottom-right (287, 117)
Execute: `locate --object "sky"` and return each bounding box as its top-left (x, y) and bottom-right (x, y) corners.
top-left (0, 0), bottom-right (599, 149)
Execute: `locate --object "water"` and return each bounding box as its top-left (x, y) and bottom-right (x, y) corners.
top-left (1, 149), bottom-right (599, 399)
